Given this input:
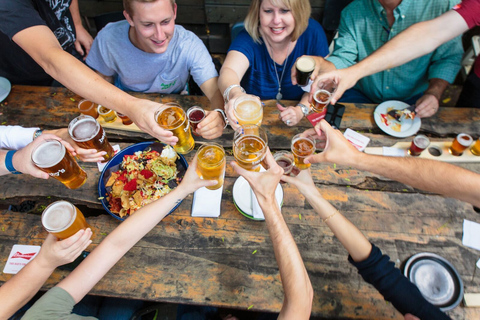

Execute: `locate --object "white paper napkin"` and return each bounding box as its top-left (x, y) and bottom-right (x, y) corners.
top-left (463, 219), bottom-right (480, 251)
top-left (383, 147), bottom-right (406, 157)
top-left (191, 185), bottom-right (223, 217)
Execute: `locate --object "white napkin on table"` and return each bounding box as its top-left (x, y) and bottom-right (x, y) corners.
top-left (191, 185), bottom-right (223, 218)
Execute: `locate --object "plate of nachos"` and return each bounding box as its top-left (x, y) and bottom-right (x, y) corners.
top-left (98, 142), bottom-right (188, 221)
top-left (374, 100), bottom-right (421, 138)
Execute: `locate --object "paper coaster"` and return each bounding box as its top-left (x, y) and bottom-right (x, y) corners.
top-left (3, 244), bottom-right (41, 274)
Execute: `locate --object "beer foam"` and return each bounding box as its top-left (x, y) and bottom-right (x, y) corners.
top-left (296, 57), bottom-right (315, 72)
top-left (32, 140), bottom-right (66, 168)
top-left (42, 201), bottom-right (75, 231)
top-left (235, 101), bottom-right (261, 120)
top-left (71, 118), bottom-right (99, 141)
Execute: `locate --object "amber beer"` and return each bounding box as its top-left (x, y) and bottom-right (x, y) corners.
top-left (42, 200), bottom-right (90, 240)
top-left (311, 90), bottom-right (331, 113)
top-left (449, 133), bottom-right (473, 156)
top-left (233, 95), bottom-right (263, 126)
top-left (156, 103), bottom-right (194, 154)
top-left (471, 139), bottom-right (480, 156)
top-left (97, 105), bottom-right (117, 123)
top-left (78, 99), bottom-right (99, 119)
top-left (197, 143), bottom-right (226, 190)
top-left (233, 125), bottom-right (268, 172)
top-left (32, 139), bottom-right (87, 189)
top-left (291, 134), bottom-right (315, 170)
top-left (117, 112), bottom-right (133, 125)
top-left (68, 115), bottom-right (114, 163)
top-left (295, 56), bottom-right (316, 86)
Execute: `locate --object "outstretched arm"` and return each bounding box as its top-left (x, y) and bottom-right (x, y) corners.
top-left (303, 120), bottom-right (480, 208)
top-left (231, 150), bottom-right (313, 319)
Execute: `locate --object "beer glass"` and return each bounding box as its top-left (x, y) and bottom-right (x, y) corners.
top-left (449, 133), bottom-right (473, 156)
top-left (97, 105), bottom-right (117, 123)
top-left (117, 112), bottom-right (133, 125)
top-left (295, 56), bottom-right (316, 86)
top-left (311, 79), bottom-right (336, 113)
top-left (68, 115), bottom-right (114, 163)
top-left (196, 143), bottom-right (226, 190)
top-left (408, 135), bottom-right (430, 156)
top-left (233, 95), bottom-right (263, 126)
top-left (187, 106), bottom-right (206, 136)
top-left (291, 134), bottom-right (315, 170)
top-left (470, 138), bottom-right (480, 156)
top-left (233, 125), bottom-right (268, 172)
top-left (32, 139), bottom-right (87, 189)
top-left (42, 200), bottom-right (90, 240)
top-left (155, 103), bottom-right (195, 154)
top-left (273, 151), bottom-right (294, 175)
top-left (78, 99), bottom-right (98, 119)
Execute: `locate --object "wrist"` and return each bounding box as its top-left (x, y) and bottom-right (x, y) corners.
top-left (31, 254), bottom-right (57, 272)
top-left (6, 151), bottom-right (22, 174)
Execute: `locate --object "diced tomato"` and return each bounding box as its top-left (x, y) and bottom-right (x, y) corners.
top-left (123, 178), bottom-right (137, 191)
top-left (140, 169), bottom-right (154, 179)
top-left (117, 171), bottom-right (128, 182)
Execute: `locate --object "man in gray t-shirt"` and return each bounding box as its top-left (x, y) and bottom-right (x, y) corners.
top-left (87, 0), bottom-right (226, 139)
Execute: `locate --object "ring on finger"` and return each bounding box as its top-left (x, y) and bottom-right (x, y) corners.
top-left (286, 120), bottom-right (291, 125)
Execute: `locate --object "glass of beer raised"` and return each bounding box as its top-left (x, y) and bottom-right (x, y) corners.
top-left (471, 138), bottom-right (480, 156)
top-left (187, 106), bottom-right (206, 136)
top-left (233, 94), bottom-right (263, 126)
top-left (449, 133), bottom-right (473, 156)
top-left (295, 56), bottom-right (316, 86)
top-left (117, 112), bottom-right (133, 125)
top-left (97, 105), bottom-right (117, 123)
top-left (42, 200), bottom-right (90, 240)
top-left (32, 139), bottom-right (87, 189)
top-left (291, 134), bottom-right (316, 170)
top-left (233, 125), bottom-right (268, 172)
top-left (311, 79), bottom-right (336, 113)
top-left (155, 103), bottom-right (195, 154)
top-left (68, 115), bottom-right (114, 163)
top-left (78, 99), bottom-right (99, 119)
top-left (408, 135), bottom-right (430, 156)
top-left (196, 143), bottom-right (226, 190)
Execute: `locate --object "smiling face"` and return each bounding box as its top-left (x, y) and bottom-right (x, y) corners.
top-left (259, 0), bottom-right (295, 45)
top-left (124, 0), bottom-right (177, 54)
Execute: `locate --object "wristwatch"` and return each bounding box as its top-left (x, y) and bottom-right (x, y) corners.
top-left (297, 103), bottom-right (310, 117)
top-left (33, 129), bottom-right (43, 140)
top-left (214, 109), bottom-right (229, 129)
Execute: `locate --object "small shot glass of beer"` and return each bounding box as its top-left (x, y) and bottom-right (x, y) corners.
top-left (291, 134), bottom-right (316, 170)
top-left (408, 135), bottom-right (430, 156)
top-left (117, 112), bottom-right (133, 125)
top-left (97, 105), bottom-right (117, 123)
top-left (311, 79), bottom-right (336, 113)
top-left (470, 138), bottom-right (480, 156)
top-left (78, 99), bottom-right (99, 119)
top-left (187, 106), bottom-right (206, 136)
top-left (449, 133), bottom-right (473, 156)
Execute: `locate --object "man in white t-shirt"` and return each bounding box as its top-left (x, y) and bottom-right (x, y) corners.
top-left (87, 0), bottom-right (226, 139)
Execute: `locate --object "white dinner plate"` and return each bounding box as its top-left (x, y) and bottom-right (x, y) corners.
top-left (374, 100), bottom-right (421, 138)
top-left (232, 176), bottom-right (283, 221)
top-left (0, 77), bottom-right (11, 103)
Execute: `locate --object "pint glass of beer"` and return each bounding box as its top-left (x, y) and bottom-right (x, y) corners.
top-left (196, 143), bottom-right (226, 190)
top-left (233, 95), bottom-right (263, 126)
top-left (97, 105), bottom-right (117, 123)
top-left (291, 134), bottom-right (315, 170)
top-left (233, 125), bottom-right (268, 172)
top-left (42, 200), bottom-right (90, 240)
top-left (449, 133), bottom-right (473, 156)
top-left (408, 135), bottom-right (430, 156)
top-left (187, 106), bottom-right (206, 136)
top-left (78, 99), bottom-right (98, 119)
top-left (155, 103), bottom-right (195, 154)
top-left (68, 115), bottom-right (114, 163)
top-left (295, 56), bottom-right (316, 86)
top-left (470, 138), bottom-right (480, 156)
top-left (32, 139), bottom-right (87, 189)
top-left (117, 112), bottom-right (133, 125)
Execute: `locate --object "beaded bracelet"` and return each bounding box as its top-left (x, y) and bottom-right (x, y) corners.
top-left (223, 84), bottom-right (245, 103)
top-left (322, 209), bottom-right (338, 223)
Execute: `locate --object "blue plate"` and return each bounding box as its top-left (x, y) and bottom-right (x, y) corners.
top-left (98, 141), bottom-right (188, 221)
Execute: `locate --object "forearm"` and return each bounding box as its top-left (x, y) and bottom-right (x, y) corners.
top-left (0, 150), bottom-right (9, 176)
top-left (350, 153), bottom-right (480, 207)
top-left (218, 67), bottom-right (243, 100)
top-left (199, 77), bottom-right (224, 110)
top-left (424, 78), bottom-right (449, 100)
top-left (69, 0), bottom-right (83, 29)
top-left (259, 198), bottom-right (313, 319)
top-left (301, 188), bottom-right (371, 262)
top-left (0, 259), bottom-right (55, 319)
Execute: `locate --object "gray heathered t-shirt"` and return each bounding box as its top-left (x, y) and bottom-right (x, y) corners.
top-left (86, 21), bottom-right (218, 93)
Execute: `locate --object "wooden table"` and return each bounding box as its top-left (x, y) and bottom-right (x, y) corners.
top-left (1, 85), bottom-right (480, 319)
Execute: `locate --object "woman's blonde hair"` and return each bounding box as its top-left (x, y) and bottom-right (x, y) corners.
top-left (244, 0), bottom-right (311, 44)
top-left (123, 0), bottom-right (175, 16)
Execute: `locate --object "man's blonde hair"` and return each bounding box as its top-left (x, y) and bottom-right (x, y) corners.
top-left (123, 0), bottom-right (176, 16)
top-left (244, 0), bottom-right (311, 44)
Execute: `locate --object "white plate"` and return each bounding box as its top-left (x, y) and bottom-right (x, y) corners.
top-left (374, 100), bottom-right (421, 138)
top-left (0, 77), bottom-right (11, 103)
top-left (232, 176), bottom-right (283, 221)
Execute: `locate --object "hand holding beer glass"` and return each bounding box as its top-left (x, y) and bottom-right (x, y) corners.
top-left (291, 134), bottom-right (316, 170)
top-left (311, 79), bottom-right (337, 113)
top-left (68, 115), bottom-right (114, 163)
top-left (155, 103), bottom-right (195, 154)
top-left (233, 125), bottom-right (268, 172)
top-left (196, 143), bottom-right (226, 190)
top-left (42, 200), bottom-right (91, 240)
